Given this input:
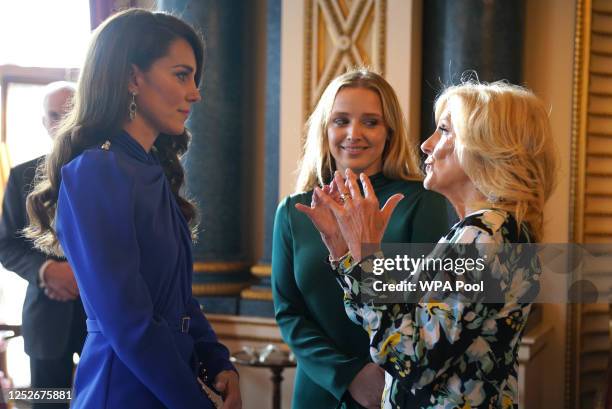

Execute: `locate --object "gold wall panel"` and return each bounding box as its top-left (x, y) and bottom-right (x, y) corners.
top-left (569, 0), bottom-right (612, 407)
top-left (589, 96), bottom-right (612, 113)
top-left (587, 136), bottom-right (612, 153)
top-left (304, 0), bottom-right (386, 117)
top-left (585, 196), bottom-right (612, 213)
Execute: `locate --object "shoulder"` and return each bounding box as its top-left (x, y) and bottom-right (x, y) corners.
top-left (446, 209), bottom-right (512, 244)
top-left (11, 156), bottom-right (42, 175)
top-left (277, 191), bottom-right (312, 213)
top-left (9, 156), bottom-right (43, 183)
top-left (380, 178), bottom-right (424, 195)
top-left (61, 147), bottom-right (134, 194)
top-left (274, 191), bottom-right (314, 234)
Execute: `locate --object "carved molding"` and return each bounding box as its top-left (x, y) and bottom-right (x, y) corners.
top-left (303, 0), bottom-right (387, 118)
top-left (568, 0), bottom-right (612, 408)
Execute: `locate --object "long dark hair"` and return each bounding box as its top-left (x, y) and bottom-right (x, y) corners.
top-left (25, 8), bottom-right (204, 255)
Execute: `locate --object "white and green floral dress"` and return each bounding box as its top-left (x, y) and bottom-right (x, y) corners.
top-left (335, 209), bottom-right (539, 409)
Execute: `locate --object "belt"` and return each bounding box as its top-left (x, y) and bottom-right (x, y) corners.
top-left (86, 316), bottom-right (191, 333)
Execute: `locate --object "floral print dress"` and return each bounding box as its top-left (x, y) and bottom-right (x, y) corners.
top-left (335, 209), bottom-right (539, 409)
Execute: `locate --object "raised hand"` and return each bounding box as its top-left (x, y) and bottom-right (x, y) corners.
top-left (317, 169), bottom-right (404, 262)
top-left (295, 183), bottom-right (348, 260)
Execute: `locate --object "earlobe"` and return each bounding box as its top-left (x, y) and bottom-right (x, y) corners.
top-left (128, 64), bottom-right (141, 94)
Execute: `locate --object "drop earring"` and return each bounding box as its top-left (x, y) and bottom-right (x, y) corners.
top-left (129, 92), bottom-right (137, 121)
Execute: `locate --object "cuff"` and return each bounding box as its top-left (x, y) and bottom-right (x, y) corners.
top-left (337, 251), bottom-right (384, 276)
top-left (38, 260), bottom-right (55, 288)
top-left (326, 250), bottom-right (351, 270)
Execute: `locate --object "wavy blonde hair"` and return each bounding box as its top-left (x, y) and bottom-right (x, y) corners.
top-left (434, 81), bottom-right (557, 241)
top-left (295, 68), bottom-right (421, 192)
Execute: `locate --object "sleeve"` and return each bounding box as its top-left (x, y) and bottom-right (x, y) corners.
top-left (0, 166), bottom-right (46, 285)
top-left (56, 152), bottom-right (213, 409)
top-left (335, 226), bottom-right (538, 391)
top-left (409, 190), bottom-right (450, 243)
top-left (187, 297), bottom-right (236, 381)
top-left (271, 197), bottom-right (368, 401)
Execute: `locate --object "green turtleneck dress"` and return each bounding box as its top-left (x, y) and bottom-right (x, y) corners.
top-left (271, 174), bottom-right (449, 409)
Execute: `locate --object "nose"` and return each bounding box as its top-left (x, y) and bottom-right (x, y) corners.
top-left (346, 120), bottom-right (361, 140)
top-left (188, 84), bottom-right (202, 103)
top-left (421, 131), bottom-right (438, 155)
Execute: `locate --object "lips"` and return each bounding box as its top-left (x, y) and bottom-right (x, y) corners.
top-left (178, 109), bottom-right (190, 116)
top-left (341, 145), bottom-right (368, 154)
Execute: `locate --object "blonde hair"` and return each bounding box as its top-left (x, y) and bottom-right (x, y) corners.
top-left (434, 81), bottom-right (557, 242)
top-left (295, 68), bottom-right (421, 192)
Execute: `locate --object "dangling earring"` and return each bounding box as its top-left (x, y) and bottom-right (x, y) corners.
top-left (129, 92), bottom-right (137, 121)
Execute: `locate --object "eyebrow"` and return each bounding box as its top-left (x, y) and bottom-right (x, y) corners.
top-left (331, 111), bottom-right (382, 117)
top-left (172, 64), bottom-right (195, 72)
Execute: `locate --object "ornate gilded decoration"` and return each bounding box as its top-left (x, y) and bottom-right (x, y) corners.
top-left (304, 0), bottom-right (387, 118)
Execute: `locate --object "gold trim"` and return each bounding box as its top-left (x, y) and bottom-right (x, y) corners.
top-left (192, 282), bottom-right (251, 296)
top-left (568, 1), bottom-right (594, 408)
top-left (193, 261), bottom-right (251, 273)
top-left (207, 314), bottom-right (283, 343)
top-left (213, 333), bottom-right (283, 344)
top-left (250, 263), bottom-right (272, 277)
top-left (304, 0), bottom-right (313, 122)
top-left (378, 0), bottom-right (386, 75)
top-left (240, 288), bottom-right (273, 301)
top-left (208, 314), bottom-right (278, 327)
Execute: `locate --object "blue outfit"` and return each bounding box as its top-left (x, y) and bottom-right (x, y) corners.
top-left (56, 131), bottom-right (234, 409)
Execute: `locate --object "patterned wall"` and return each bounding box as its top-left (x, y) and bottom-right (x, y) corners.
top-left (303, 0), bottom-right (386, 118)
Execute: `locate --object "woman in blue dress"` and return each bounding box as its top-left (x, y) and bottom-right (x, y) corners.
top-left (24, 9), bottom-right (241, 409)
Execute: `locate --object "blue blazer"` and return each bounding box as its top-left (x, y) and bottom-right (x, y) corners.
top-left (56, 132), bottom-right (234, 409)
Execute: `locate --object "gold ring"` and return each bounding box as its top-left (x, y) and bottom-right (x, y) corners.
top-left (339, 193), bottom-right (351, 203)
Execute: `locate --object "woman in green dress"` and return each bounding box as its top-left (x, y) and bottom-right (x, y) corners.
top-left (271, 69), bottom-right (449, 409)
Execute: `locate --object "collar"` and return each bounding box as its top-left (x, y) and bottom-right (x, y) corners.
top-left (110, 131), bottom-right (158, 165)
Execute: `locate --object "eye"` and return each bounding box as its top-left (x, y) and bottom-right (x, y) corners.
top-left (363, 118), bottom-right (380, 127)
top-left (437, 125), bottom-right (450, 134)
top-left (176, 72), bottom-right (189, 82)
top-left (332, 117), bottom-right (349, 126)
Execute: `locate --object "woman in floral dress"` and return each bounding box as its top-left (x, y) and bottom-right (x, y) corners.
top-left (297, 81), bottom-right (557, 408)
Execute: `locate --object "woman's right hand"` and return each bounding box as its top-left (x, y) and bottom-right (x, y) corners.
top-left (295, 183), bottom-right (348, 260)
top-left (348, 363), bottom-right (385, 409)
top-left (214, 370), bottom-right (241, 409)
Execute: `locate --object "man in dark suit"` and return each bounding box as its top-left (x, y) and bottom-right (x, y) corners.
top-left (0, 82), bottom-right (86, 409)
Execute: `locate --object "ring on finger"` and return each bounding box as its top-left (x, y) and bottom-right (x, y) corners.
top-left (339, 193), bottom-right (351, 204)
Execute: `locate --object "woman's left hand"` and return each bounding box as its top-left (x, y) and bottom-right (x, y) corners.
top-left (214, 370), bottom-right (241, 409)
top-left (295, 182), bottom-right (348, 260)
top-left (318, 169), bottom-right (404, 262)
